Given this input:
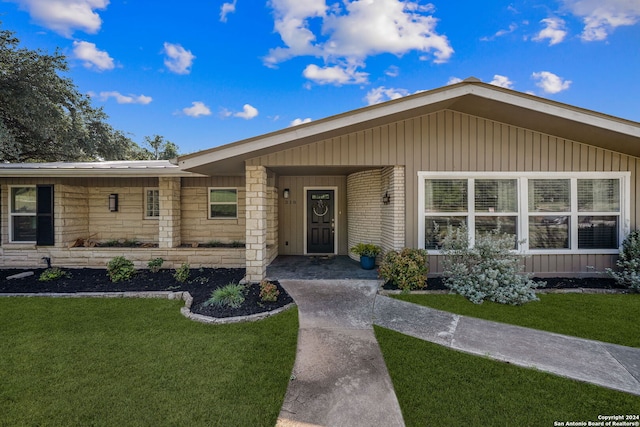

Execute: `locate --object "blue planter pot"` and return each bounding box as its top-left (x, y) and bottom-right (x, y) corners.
top-left (360, 255), bottom-right (376, 270)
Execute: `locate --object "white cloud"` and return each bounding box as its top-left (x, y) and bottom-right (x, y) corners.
top-left (385, 65), bottom-right (400, 77)
top-left (532, 71), bottom-right (572, 94)
top-left (481, 23), bottom-right (518, 41)
top-left (364, 86), bottom-right (410, 105)
top-left (265, 0), bottom-right (453, 84)
top-left (8, 0), bottom-right (108, 37)
top-left (489, 75), bottom-right (514, 89)
top-left (234, 104), bottom-right (259, 119)
top-left (73, 41), bottom-right (115, 71)
top-left (563, 0), bottom-right (640, 41)
top-left (290, 117), bottom-right (312, 126)
top-left (533, 17), bottom-right (567, 45)
top-left (98, 91), bottom-right (152, 104)
top-left (447, 76), bottom-right (463, 85)
top-left (162, 42), bottom-right (195, 74)
top-left (303, 64), bottom-right (368, 85)
top-left (182, 101), bottom-right (211, 117)
top-left (220, 0), bottom-right (237, 22)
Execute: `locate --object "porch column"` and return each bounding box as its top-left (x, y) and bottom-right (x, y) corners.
top-left (245, 165), bottom-right (268, 282)
top-left (158, 176), bottom-right (181, 248)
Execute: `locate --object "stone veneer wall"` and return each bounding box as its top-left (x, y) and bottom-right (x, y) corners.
top-left (0, 246), bottom-right (245, 269)
top-left (346, 169), bottom-right (382, 262)
top-left (245, 165), bottom-right (268, 282)
top-left (159, 177), bottom-right (181, 248)
top-left (380, 166), bottom-right (405, 253)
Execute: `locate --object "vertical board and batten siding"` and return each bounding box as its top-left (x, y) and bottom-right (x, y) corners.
top-left (248, 109), bottom-right (640, 274)
top-left (276, 175), bottom-right (347, 256)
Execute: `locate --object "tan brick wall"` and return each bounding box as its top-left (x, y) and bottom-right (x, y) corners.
top-left (347, 169), bottom-right (383, 262)
top-left (56, 184), bottom-right (89, 246)
top-left (381, 166), bottom-right (405, 253)
top-left (159, 177), bottom-right (181, 248)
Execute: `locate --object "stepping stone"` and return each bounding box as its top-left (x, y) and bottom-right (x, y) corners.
top-left (6, 271), bottom-right (34, 280)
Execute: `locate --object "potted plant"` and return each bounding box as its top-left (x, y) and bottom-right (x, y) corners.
top-left (350, 243), bottom-right (382, 270)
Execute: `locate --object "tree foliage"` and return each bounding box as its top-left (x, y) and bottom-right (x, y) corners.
top-left (0, 25), bottom-right (152, 162)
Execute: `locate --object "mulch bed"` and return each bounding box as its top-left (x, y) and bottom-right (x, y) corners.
top-left (382, 276), bottom-right (625, 291)
top-left (0, 268), bottom-right (293, 318)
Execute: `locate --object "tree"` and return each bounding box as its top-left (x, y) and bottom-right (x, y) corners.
top-left (143, 135), bottom-right (180, 160)
top-left (0, 25), bottom-right (139, 162)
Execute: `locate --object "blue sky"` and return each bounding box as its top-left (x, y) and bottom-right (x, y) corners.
top-left (2, 0), bottom-right (640, 155)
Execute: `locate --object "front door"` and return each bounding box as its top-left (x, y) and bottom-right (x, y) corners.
top-left (307, 189), bottom-right (335, 254)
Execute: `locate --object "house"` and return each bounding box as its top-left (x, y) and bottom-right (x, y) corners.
top-left (2, 78), bottom-right (640, 281)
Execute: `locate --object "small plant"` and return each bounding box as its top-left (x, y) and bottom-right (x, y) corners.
top-left (259, 280), bottom-right (280, 302)
top-left (147, 258), bottom-right (164, 273)
top-left (606, 230), bottom-right (640, 292)
top-left (440, 223), bottom-right (541, 305)
top-left (207, 240), bottom-right (223, 247)
top-left (38, 267), bottom-right (70, 282)
top-left (230, 240), bottom-right (245, 248)
top-left (173, 263), bottom-right (190, 283)
top-left (204, 283), bottom-right (246, 308)
top-left (350, 243), bottom-right (382, 258)
top-left (378, 248), bottom-right (429, 293)
top-left (106, 256), bottom-right (135, 283)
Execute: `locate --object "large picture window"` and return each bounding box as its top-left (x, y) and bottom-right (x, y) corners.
top-left (209, 188), bottom-right (238, 219)
top-left (418, 173), bottom-right (628, 254)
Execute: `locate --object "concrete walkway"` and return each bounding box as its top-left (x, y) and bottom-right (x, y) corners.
top-left (276, 280), bottom-right (404, 427)
top-left (276, 280), bottom-right (640, 427)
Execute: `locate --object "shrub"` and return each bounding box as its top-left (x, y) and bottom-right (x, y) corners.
top-left (173, 263), bottom-right (190, 283)
top-left (106, 256), bottom-right (135, 283)
top-left (350, 243), bottom-right (382, 258)
top-left (606, 230), bottom-right (640, 292)
top-left (147, 258), bottom-right (164, 273)
top-left (38, 267), bottom-right (70, 282)
top-left (440, 223), bottom-right (541, 305)
top-left (204, 283), bottom-right (246, 308)
top-left (378, 248), bottom-right (429, 293)
top-left (259, 280), bottom-right (280, 302)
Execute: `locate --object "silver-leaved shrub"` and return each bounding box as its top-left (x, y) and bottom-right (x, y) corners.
top-left (440, 223), bottom-right (542, 305)
top-left (606, 230), bottom-right (640, 292)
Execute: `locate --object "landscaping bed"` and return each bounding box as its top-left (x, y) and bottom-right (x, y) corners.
top-left (382, 276), bottom-right (625, 291)
top-left (0, 268), bottom-right (293, 318)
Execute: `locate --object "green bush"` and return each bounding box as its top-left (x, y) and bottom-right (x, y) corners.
top-left (106, 256), bottom-right (135, 283)
top-left (38, 267), bottom-right (70, 282)
top-left (440, 223), bottom-right (541, 305)
top-left (378, 248), bottom-right (429, 293)
top-left (259, 280), bottom-right (280, 302)
top-left (204, 283), bottom-right (246, 308)
top-left (606, 230), bottom-right (640, 292)
top-left (173, 263), bottom-right (190, 283)
top-left (147, 258), bottom-right (164, 273)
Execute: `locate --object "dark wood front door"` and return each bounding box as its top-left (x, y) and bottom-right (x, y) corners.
top-left (307, 190), bottom-right (335, 254)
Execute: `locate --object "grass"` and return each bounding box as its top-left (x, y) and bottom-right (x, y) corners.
top-left (375, 326), bottom-right (640, 427)
top-left (393, 292), bottom-right (640, 347)
top-left (0, 298), bottom-right (298, 427)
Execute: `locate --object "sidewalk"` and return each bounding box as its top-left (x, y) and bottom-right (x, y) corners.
top-left (276, 279), bottom-right (640, 427)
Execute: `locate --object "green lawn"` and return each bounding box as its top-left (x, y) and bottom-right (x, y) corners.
top-left (392, 292), bottom-right (640, 347)
top-left (0, 298), bottom-right (298, 427)
top-left (375, 326), bottom-right (640, 427)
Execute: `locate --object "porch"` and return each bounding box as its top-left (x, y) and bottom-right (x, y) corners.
top-left (266, 255), bottom-right (380, 280)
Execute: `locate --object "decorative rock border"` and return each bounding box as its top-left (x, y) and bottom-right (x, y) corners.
top-left (0, 291), bottom-right (296, 325)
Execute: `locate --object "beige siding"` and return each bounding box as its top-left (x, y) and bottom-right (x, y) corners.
top-left (250, 109), bottom-right (640, 275)
top-left (277, 175), bottom-right (347, 255)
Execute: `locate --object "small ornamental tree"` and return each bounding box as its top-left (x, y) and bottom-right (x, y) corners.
top-left (440, 223), bottom-right (541, 305)
top-left (606, 230), bottom-right (640, 292)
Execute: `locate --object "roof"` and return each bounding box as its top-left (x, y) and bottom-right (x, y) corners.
top-left (177, 78), bottom-right (640, 176)
top-left (0, 160), bottom-right (203, 177)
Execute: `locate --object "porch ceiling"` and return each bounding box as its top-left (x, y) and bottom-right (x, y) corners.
top-left (267, 165), bottom-right (382, 176)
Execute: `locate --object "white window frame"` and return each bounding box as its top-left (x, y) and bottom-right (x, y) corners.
top-left (144, 187), bottom-right (160, 219)
top-left (418, 171), bottom-right (630, 255)
top-left (9, 185), bottom-right (37, 243)
top-left (208, 187), bottom-right (238, 219)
